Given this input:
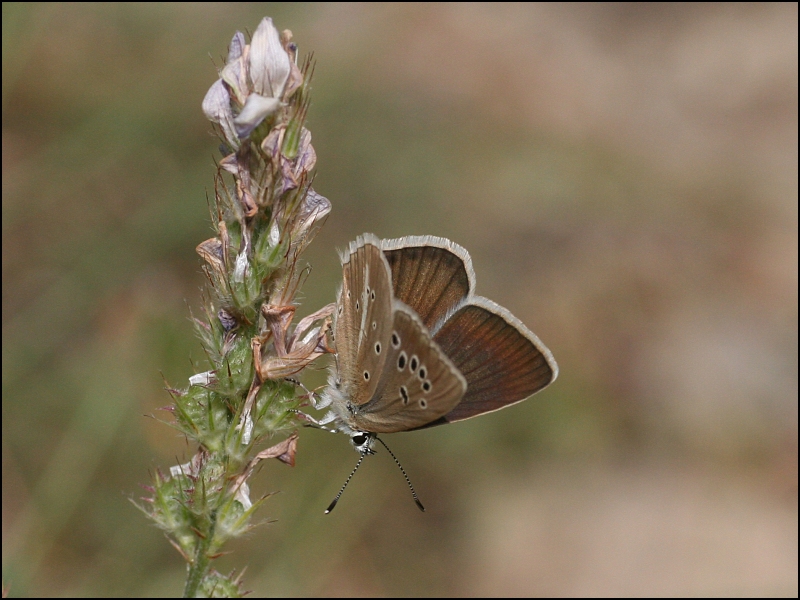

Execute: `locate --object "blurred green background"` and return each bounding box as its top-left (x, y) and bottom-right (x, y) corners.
top-left (3, 3), bottom-right (797, 596)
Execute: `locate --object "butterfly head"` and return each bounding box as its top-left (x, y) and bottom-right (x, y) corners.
top-left (349, 431), bottom-right (377, 455)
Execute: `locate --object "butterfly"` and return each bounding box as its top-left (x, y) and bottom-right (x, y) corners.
top-left (315, 234), bottom-right (557, 511)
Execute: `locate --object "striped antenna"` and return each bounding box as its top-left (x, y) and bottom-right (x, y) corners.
top-left (325, 453), bottom-right (366, 514)
top-left (376, 436), bottom-right (425, 512)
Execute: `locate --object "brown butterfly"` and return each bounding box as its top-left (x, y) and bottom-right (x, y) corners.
top-left (316, 234), bottom-right (557, 511)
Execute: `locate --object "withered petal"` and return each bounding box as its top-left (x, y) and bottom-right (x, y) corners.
top-left (234, 93), bottom-right (282, 139)
top-left (250, 17), bottom-right (291, 99)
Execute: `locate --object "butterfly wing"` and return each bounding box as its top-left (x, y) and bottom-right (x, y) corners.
top-left (334, 234), bottom-right (556, 433)
top-left (348, 300), bottom-right (467, 433)
top-left (334, 235), bottom-right (394, 407)
top-left (428, 296), bottom-right (558, 424)
top-left (381, 236), bottom-right (474, 334)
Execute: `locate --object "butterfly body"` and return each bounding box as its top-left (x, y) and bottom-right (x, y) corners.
top-left (319, 234), bottom-right (558, 450)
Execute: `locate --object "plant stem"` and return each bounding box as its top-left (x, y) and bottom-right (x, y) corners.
top-left (183, 510), bottom-right (216, 598)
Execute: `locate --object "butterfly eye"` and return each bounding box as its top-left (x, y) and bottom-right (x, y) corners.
top-left (352, 433), bottom-right (368, 446)
top-left (397, 352), bottom-right (407, 370)
top-left (391, 332), bottom-right (400, 348)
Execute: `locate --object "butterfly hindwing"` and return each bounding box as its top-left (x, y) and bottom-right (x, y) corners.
top-left (431, 297), bottom-right (558, 424)
top-left (349, 300), bottom-right (467, 433)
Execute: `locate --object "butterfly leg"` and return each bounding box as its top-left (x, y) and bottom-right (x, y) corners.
top-left (289, 408), bottom-right (339, 434)
top-left (308, 389), bottom-right (332, 410)
top-left (283, 376), bottom-right (332, 411)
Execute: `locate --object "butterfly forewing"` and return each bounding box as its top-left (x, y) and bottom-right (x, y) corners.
top-left (335, 237), bottom-right (394, 406)
top-left (349, 301), bottom-right (467, 433)
top-left (381, 236), bottom-right (474, 334)
top-left (431, 297), bottom-right (557, 423)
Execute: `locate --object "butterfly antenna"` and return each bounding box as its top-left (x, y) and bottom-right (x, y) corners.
top-left (325, 453), bottom-right (366, 514)
top-left (376, 437), bottom-right (425, 512)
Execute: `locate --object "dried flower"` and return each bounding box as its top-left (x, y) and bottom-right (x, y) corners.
top-left (203, 17), bottom-right (295, 146)
top-left (254, 303), bottom-right (334, 380)
top-left (138, 16), bottom-right (331, 597)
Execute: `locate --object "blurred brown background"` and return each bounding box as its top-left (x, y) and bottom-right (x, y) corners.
top-left (2, 3), bottom-right (797, 596)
